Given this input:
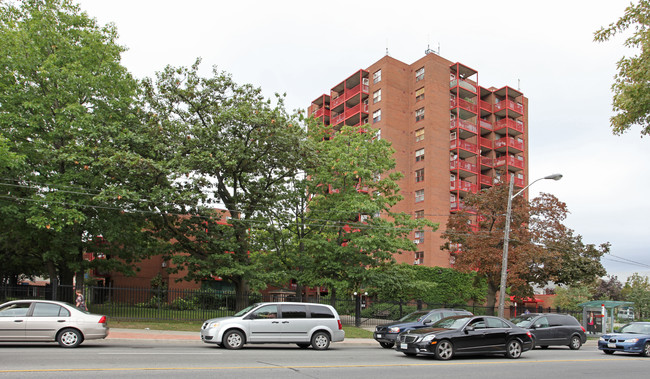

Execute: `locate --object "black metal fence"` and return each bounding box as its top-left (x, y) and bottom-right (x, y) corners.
top-left (0, 284), bottom-right (582, 327)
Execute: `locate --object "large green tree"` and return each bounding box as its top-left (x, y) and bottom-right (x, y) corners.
top-left (0, 0), bottom-right (160, 293)
top-left (143, 60), bottom-right (312, 307)
top-left (595, 0), bottom-right (650, 135)
top-left (622, 273), bottom-right (650, 318)
top-left (296, 122), bottom-right (437, 301)
top-left (442, 182), bottom-right (606, 313)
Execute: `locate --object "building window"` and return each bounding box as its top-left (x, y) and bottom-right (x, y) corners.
top-left (372, 109), bottom-right (381, 123)
top-left (415, 189), bottom-right (424, 203)
top-left (415, 67), bottom-right (425, 82)
top-left (414, 251), bottom-right (424, 265)
top-left (414, 231), bottom-right (424, 244)
top-left (415, 148), bottom-right (424, 162)
top-left (415, 210), bottom-right (424, 219)
top-left (415, 87), bottom-right (425, 102)
top-left (415, 168), bottom-right (424, 183)
top-left (373, 89), bottom-right (381, 104)
top-left (415, 108), bottom-right (424, 122)
top-left (415, 128), bottom-right (424, 142)
top-left (373, 69), bottom-right (382, 84)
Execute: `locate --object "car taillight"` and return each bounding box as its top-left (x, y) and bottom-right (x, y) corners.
top-left (98, 316), bottom-right (106, 324)
top-left (337, 320), bottom-right (343, 330)
top-left (580, 326), bottom-right (586, 332)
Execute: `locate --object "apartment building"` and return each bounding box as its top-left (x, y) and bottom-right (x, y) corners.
top-left (308, 52), bottom-right (528, 268)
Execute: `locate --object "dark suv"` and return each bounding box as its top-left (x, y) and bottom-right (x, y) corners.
top-left (510, 313), bottom-right (586, 350)
top-left (373, 308), bottom-right (472, 348)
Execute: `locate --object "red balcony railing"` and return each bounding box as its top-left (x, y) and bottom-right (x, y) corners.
top-left (331, 113), bottom-right (345, 125)
top-left (479, 119), bottom-right (493, 131)
top-left (493, 99), bottom-right (524, 114)
top-left (495, 155), bottom-right (525, 169)
top-left (450, 159), bottom-right (478, 173)
top-left (479, 100), bottom-right (492, 112)
top-left (450, 119), bottom-right (478, 134)
top-left (495, 118), bottom-right (525, 134)
top-left (450, 79), bottom-right (477, 93)
top-left (312, 107), bottom-right (331, 118)
top-left (479, 137), bottom-right (492, 149)
top-left (494, 136), bottom-right (525, 151)
top-left (479, 175), bottom-right (494, 186)
top-left (450, 96), bottom-right (478, 113)
top-left (330, 96), bottom-right (344, 109)
top-left (450, 179), bottom-right (477, 193)
top-left (450, 139), bottom-right (478, 153)
top-left (480, 156), bottom-right (494, 167)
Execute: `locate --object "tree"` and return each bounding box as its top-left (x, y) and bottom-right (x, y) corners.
top-left (622, 273), bottom-right (650, 318)
top-left (594, 0), bottom-right (650, 136)
top-left (0, 0), bottom-right (161, 294)
top-left (143, 60), bottom-right (312, 307)
top-left (593, 275), bottom-right (624, 300)
top-left (297, 122), bottom-right (437, 301)
top-left (554, 284), bottom-right (595, 311)
top-left (442, 182), bottom-right (606, 313)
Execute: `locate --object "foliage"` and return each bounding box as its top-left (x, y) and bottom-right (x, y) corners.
top-left (594, 0), bottom-right (650, 136)
top-left (0, 0), bottom-right (160, 288)
top-left (554, 284), bottom-right (595, 311)
top-left (367, 264), bottom-right (485, 305)
top-left (593, 275), bottom-right (624, 301)
top-left (622, 273), bottom-right (650, 318)
top-left (442, 181), bottom-right (606, 311)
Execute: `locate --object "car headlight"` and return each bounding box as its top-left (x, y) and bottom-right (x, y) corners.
top-left (389, 327), bottom-right (400, 333)
top-left (599, 337), bottom-right (606, 342)
top-left (422, 334), bottom-right (436, 342)
top-left (623, 338), bottom-right (639, 343)
top-left (209, 322), bottom-right (220, 329)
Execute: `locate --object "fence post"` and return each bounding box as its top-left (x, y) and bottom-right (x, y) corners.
top-left (355, 294), bottom-right (361, 328)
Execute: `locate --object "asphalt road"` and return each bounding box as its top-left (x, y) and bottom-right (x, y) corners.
top-left (0, 339), bottom-right (647, 379)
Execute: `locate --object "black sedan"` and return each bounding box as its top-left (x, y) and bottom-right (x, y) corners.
top-left (395, 315), bottom-right (533, 360)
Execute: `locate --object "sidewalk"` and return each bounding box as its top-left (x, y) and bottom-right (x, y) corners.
top-left (107, 328), bottom-right (377, 345)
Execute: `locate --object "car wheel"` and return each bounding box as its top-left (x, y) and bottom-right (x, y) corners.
top-left (569, 335), bottom-right (582, 350)
top-left (311, 331), bottom-right (330, 350)
top-left (434, 340), bottom-right (454, 360)
top-left (505, 339), bottom-right (523, 359)
top-left (223, 330), bottom-right (245, 350)
top-left (57, 328), bottom-right (82, 348)
top-left (603, 349), bottom-right (614, 355)
top-left (379, 342), bottom-right (395, 349)
top-left (641, 342), bottom-right (650, 357)
top-left (297, 343), bottom-right (310, 349)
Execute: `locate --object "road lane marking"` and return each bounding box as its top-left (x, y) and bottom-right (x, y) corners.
top-left (0, 358), bottom-right (647, 373)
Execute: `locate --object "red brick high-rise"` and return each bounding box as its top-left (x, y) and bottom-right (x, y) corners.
top-left (308, 52), bottom-right (528, 268)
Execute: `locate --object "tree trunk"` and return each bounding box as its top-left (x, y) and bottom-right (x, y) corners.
top-left (46, 260), bottom-right (58, 301)
top-left (234, 277), bottom-right (250, 311)
top-left (485, 281), bottom-right (498, 316)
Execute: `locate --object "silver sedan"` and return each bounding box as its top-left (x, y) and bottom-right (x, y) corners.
top-left (0, 299), bottom-right (108, 347)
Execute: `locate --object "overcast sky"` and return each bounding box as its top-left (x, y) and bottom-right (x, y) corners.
top-left (76, 0), bottom-right (650, 281)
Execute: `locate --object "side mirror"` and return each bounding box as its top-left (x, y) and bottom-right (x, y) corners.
top-left (465, 326), bottom-right (475, 333)
top-left (533, 324), bottom-right (541, 329)
top-left (614, 328), bottom-right (620, 333)
top-left (424, 319), bottom-right (433, 324)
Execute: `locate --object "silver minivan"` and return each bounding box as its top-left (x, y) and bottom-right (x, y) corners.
top-left (200, 302), bottom-right (345, 350)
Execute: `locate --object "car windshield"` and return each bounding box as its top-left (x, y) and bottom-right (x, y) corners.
top-left (619, 323), bottom-right (650, 334)
top-left (398, 310), bottom-right (429, 323)
top-left (234, 303), bottom-right (259, 317)
top-left (510, 315), bottom-right (536, 328)
top-left (431, 316), bottom-right (472, 329)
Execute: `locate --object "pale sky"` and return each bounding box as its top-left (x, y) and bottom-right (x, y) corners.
top-left (76, 0), bottom-right (650, 281)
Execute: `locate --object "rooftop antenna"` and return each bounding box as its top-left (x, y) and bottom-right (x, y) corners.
top-left (425, 43), bottom-right (433, 55)
top-left (438, 42), bottom-right (440, 55)
top-left (518, 79), bottom-right (521, 91)
top-left (385, 38), bottom-right (390, 56)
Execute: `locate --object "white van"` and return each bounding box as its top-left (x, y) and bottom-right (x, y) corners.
top-left (200, 302), bottom-right (345, 350)
top-left (618, 307), bottom-right (635, 321)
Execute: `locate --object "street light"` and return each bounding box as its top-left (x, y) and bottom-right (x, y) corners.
top-left (497, 173), bottom-right (562, 318)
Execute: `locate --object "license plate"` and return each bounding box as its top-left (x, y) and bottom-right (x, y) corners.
top-left (401, 343), bottom-right (408, 349)
top-left (377, 334), bottom-right (382, 338)
top-left (608, 343), bottom-right (617, 348)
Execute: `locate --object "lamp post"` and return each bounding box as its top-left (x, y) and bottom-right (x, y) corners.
top-left (497, 173), bottom-right (562, 318)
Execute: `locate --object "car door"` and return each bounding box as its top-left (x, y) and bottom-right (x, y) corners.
top-left (0, 302), bottom-right (31, 340)
top-left (454, 317), bottom-right (488, 353)
top-left (484, 317), bottom-right (510, 352)
top-left (278, 304), bottom-right (310, 342)
top-left (247, 304), bottom-right (281, 342)
top-left (531, 316), bottom-right (552, 345)
top-left (24, 302), bottom-right (71, 341)
top-left (547, 314), bottom-right (569, 344)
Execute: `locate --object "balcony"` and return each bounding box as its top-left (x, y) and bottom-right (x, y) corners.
top-left (331, 96), bottom-right (344, 109)
top-left (312, 107), bottom-right (331, 119)
top-left (450, 118), bottom-right (478, 137)
top-left (345, 83), bottom-right (369, 100)
top-left (494, 118), bottom-right (525, 135)
top-left (493, 99), bottom-right (524, 117)
top-left (450, 96), bottom-right (478, 113)
top-left (450, 159), bottom-right (478, 175)
top-left (331, 113), bottom-right (345, 125)
top-left (450, 179), bottom-right (477, 193)
top-left (495, 154), bottom-right (525, 170)
top-left (450, 201), bottom-right (476, 213)
top-left (479, 137), bottom-right (492, 149)
top-left (479, 174), bottom-right (495, 186)
top-left (450, 78), bottom-right (477, 93)
top-left (494, 136), bottom-right (524, 153)
top-left (450, 139), bottom-right (478, 154)
top-left (479, 119), bottom-right (493, 132)
top-left (479, 156), bottom-right (494, 168)
top-left (479, 100), bottom-right (492, 112)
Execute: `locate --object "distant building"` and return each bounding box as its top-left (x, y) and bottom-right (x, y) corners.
top-left (308, 52), bottom-right (529, 268)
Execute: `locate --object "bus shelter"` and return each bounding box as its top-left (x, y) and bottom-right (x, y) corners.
top-left (578, 300), bottom-right (634, 334)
